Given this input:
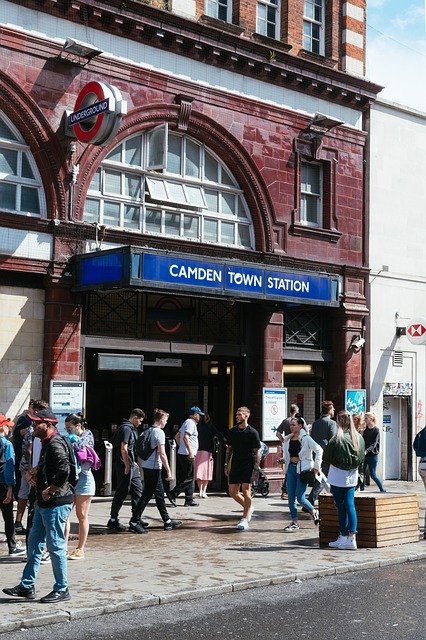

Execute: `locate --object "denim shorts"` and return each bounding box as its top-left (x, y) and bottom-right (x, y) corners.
top-left (75, 470), bottom-right (96, 496)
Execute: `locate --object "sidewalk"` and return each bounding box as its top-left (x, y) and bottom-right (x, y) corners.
top-left (1, 480), bottom-right (425, 634)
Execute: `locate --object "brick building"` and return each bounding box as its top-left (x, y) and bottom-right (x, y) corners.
top-left (0, 0), bottom-right (380, 486)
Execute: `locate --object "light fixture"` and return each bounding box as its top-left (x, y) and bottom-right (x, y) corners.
top-left (60, 38), bottom-right (103, 66)
top-left (309, 112), bottom-right (344, 133)
top-left (350, 336), bottom-right (365, 352)
top-left (282, 364), bottom-right (314, 375)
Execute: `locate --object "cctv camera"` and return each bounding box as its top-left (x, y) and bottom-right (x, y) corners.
top-left (351, 337), bottom-right (365, 351)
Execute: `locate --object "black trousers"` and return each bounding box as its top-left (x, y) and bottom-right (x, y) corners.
top-left (172, 455), bottom-right (194, 502)
top-left (110, 462), bottom-right (142, 521)
top-left (0, 483), bottom-right (16, 553)
top-left (135, 468), bottom-right (169, 523)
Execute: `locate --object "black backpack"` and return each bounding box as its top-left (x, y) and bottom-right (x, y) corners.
top-left (135, 427), bottom-right (156, 461)
top-left (51, 435), bottom-right (78, 488)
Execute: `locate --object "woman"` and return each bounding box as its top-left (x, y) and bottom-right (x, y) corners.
top-left (282, 417), bottom-right (322, 531)
top-left (64, 413), bottom-right (97, 560)
top-left (360, 412), bottom-right (386, 492)
top-left (195, 413), bottom-right (226, 498)
top-left (323, 410), bottom-right (365, 550)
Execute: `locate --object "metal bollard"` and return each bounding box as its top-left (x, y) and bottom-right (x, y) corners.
top-left (169, 439), bottom-right (176, 490)
top-left (101, 440), bottom-right (113, 497)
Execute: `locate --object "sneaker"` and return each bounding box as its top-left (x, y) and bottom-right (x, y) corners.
top-left (68, 548), bottom-right (85, 560)
top-left (40, 551), bottom-right (51, 564)
top-left (339, 536), bottom-right (357, 550)
top-left (312, 509), bottom-right (320, 525)
top-left (107, 518), bottom-right (126, 532)
top-left (201, 493), bottom-right (208, 498)
top-left (164, 519), bottom-right (182, 531)
top-left (3, 584), bottom-right (36, 599)
top-left (247, 505), bottom-right (255, 522)
top-left (165, 491), bottom-right (177, 507)
top-left (14, 523), bottom-right (27, 535)
top-left (9, 545), bottom-right (27, 557)
top-left (183, 500), bottom-right (199, 507)
top-left (129, 521), bottom-right (148, 534)
top-left (236, 518), bottom-right (249, 530)
top-left (284, 522), bottom-right (300, 532)
top-left (328, 535), bottom-right (346, 548)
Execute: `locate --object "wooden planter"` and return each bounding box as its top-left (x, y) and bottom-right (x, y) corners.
top-left (319, 493), bottom-right (420, 548)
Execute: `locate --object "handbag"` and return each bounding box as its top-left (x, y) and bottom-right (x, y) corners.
top-left (299, 469), bottom-right (316, 486)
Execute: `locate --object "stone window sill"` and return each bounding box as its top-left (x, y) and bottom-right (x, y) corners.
top-left (291, 222), bottom-right (342, 243)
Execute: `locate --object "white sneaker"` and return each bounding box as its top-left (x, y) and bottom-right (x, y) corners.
top-left (311, 509), bottom-right (320, 525)
top-left (247, 505), bottom-right (255, 522)
top-left (284, 522), bottom-right (300, 532)
top-left (236, 518), bottom-right (249, 530)
top-left (328, 535), bottom-right (346, 548)
top-left (339, 536), bottom-right (357, 550)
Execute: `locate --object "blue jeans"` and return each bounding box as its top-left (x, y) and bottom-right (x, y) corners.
top-left (21, 503), bottom-right (72, 592)
top-left (286, 463), bottom-right (314, 520)
top-left (362, 455), bottom-right (385, 491)
top-left (330, 485), bottom-right (357, 535)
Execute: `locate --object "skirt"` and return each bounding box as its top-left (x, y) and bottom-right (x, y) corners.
top-left (195, 450), bottom-right (214, 481)
top-left (75, 469), bottom-right (96, 496)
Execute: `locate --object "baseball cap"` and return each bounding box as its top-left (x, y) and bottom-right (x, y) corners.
top-left (190, 406), bottom-right (205, 416)
top-left (0, 414), bottom-right (15, 427)
top-left (27, 407), bottom-right (58, 424)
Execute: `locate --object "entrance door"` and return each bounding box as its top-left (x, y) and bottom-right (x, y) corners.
top-left (382, 397), bottom-right (401, 479)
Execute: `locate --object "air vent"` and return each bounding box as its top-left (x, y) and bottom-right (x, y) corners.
top-left (393, 351), bottom-right (403, 367)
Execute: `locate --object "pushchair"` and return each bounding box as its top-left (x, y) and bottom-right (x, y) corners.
top-left (251, 442), bottom-right (270, 497)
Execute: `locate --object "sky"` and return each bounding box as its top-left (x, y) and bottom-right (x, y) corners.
top-left (366, 0), bottom-right (426, 111)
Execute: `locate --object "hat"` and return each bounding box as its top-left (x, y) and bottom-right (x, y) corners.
top-left (27, 408), bottom-right (58, 424)
top-left (190, 406), bottom-right (205, 416)
top-left (0, 414), bottom-right (15, 428)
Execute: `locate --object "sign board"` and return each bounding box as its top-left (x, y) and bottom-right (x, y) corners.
top-left (98, 353), bottom-right (144, 371)
top-left (49, 380), bottom-right (86, 435)
top-left (345, 389), bottom-right (366, 415)
top-left (262, 388), bottom-right (287, 441)
top-left (406, 317), bottom-right (426, 345)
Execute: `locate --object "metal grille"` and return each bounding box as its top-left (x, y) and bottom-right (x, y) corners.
top-left (284, 309), bottom-right (329, 349)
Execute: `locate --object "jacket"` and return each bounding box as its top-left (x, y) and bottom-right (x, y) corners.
top-left (323, 431), bottom-right (365, 471)
top-left (36, 432), bottom-right (74, 507)
top-left (282, 429), bottom-right (323, 473)
top-left (310, 415), bottom-right (337, 449)
top-left (413, 427), bottom-right (426, 459)
top-left (0, 436), bottom-right (15, 487)
top-left (363, 426), bottom-right (380, 456)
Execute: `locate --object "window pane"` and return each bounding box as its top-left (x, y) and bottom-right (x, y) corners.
top-left (220, 167), bottom-right (234, 186)
top-left (125, 174), bottom-right (141, 199)
top-left (104, 201), bottom-right (120, 226)
top-left (104, 170), bottom-right (122, 194)
top-left (145, 209), bottom-right (162, 233)
top-left (90, 169), bottom-right (101, 193)
top-left (21, 186), bottom-right (40, 214)
top-left (164, 212), bottom-right (181, 236)
top-left (237, 224), bottom-right (251, 247)
top-left (125, 136), bottom-right (141, 166)
top-left (184, 215), bottom-right (199, 238)
top-left (237, 196), bottom-right (248, 219)
top-left (205, 152), bottom-right (218, 182)
top-left (206, 0), bottom-right (217, 17)
top-left (302, 163), bottom-right (320, 194)
top-left (148, 126), bottom-right (167, 170)
top-left (257, 3), bottom-right (266, 21)
top-left (185, 185), bottom-right (206, 207)
top-left (167, 135), bottom-right (182, 175)
top-left (185, 139), bottom-right (200, 178)
top-left (146, 177), bottom-right (168, 201)
top-left (167, 181), bottom-right (185, 203)
top-left (221, 221), bottom-right (235, 244)
top-left (204, 218), bottom-right (218, 242)
top-left (221, 192), bottom-right (236, 215)
top-left (124, 205), bottom-right (140, 229)
top-left (84, 198), bottom-right (100, 224)
top-left (106, 144), bottom-right (122, 163)
top-left (0, 119), bottom-right (18, 141)
top-left (304, 0), bottom-right (314, 19)
top-left (205, 189), bottom-right (219, 212)
top-left (0, 148), bottom-right (18, 175)
top-left (21, 155), bottom-right (35, 179)
top-left (0, 182), bottom-right (16, 209)
top-left (218, 3), bottom-right (227, 20)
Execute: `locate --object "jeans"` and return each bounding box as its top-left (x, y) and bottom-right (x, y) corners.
top-left (110, 462), bottom-right (143, 521)
top-left (330, 485), bottom-right (357, 535)
top-left (172, 455), bottom-right (195, 502)
top-left (0, 483), bottom-right (16, 553)
top-left (361, 455), bottom-right (384, 491)
top-left (21, 503), bottom-right (72, 592)
top-left (286, 462), bottom-right (314, 520)
top-left (135, 468), bottom-right (169, 523)
top-left (307, 463), bottom-right (330, 506)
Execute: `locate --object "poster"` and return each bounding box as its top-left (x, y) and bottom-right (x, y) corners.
top-left (50, 380), bottom-right (86, 435)
top-left (262, 387), bottom-right (287, 441)
top-left (345, 389), bottom-right (366, 416)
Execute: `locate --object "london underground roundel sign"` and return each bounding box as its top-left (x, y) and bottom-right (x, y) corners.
top-left (406, 317), bottom-right (426, 345)
top-left (68, 81), bottom-right (127, 145)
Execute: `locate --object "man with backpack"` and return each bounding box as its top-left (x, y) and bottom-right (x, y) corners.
top-left (413, 425), bottom-right (426, 540)
top-left (3, 407), bottom-right (75, 603)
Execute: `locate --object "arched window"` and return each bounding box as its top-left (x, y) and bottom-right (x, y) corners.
top-left (84, 128), bottom-right (255, 250)
top-left (0, 111), bottom-right (45, 217)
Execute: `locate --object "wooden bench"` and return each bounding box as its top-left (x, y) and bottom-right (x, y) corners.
top-left (318, 493), bottom-right (419, 548)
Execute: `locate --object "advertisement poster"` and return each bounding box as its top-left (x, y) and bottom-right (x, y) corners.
top-left (50, 380), bottom-right (86, 434)
top-left (345, 389), bottom-right (366, 416)
top-left (262, 387), bottom-right (287, 441)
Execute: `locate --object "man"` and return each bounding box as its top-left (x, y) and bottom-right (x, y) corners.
top-left (307, 400), bottom-right (337, 506)
top-left (107, 408), bottom-right (148, 533)
top-left (167, 406), bottom-right (203, 507)
top-left (3, 407), bottom-right (74, 603)
top-left (225, 406), bottom-right (261, 530)
top-left (134, 409), bottom-right (182, 531)
top-left (413, 424), bottom-right (426, 540)
top-left (0, 414), bottom-right (25, 557)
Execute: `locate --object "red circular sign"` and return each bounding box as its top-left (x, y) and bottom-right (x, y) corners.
top-left (155, 297), bottom-right (183, 334)
top-left (406, 316), bottom-right (426, 345)
top-left (69, 81), bottom-right (126, 146)
top-left (73, 81), bottom-right (107, 143)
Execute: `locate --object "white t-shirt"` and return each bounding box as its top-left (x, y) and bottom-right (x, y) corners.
top-left (177, 418), bottom-right (198, 456)
top-left (142, 427), bottom-right (165, 470)
top-left (327, 464), bottom-right (358, 488)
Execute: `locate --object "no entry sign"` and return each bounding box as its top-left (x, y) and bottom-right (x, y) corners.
top-left (406, 317), bottom-right (426, 345)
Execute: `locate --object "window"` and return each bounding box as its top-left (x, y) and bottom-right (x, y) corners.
top-left (303, 0), bottom-right (324, 55)
top-left (300, 161), bottom-right (322, 227)
top-left (0, 112), bottom-right (45, 217)
top-left (257, 0), bottom-right (279, 39)
top-left (205, 0), bottom-right (231, 22)
top-left (84, 130), bottom-right (254, 250)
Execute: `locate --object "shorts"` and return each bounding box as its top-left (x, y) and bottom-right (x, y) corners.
top-left (75, 470), bottom-right (96, 496)
top-left (18, 474), bottom-right (30, 500)
top-left (229, 461), bottom-right (254, 485)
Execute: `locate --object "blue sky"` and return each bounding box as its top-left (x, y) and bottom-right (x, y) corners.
top-left (366, 0), bottom-right (426, 111)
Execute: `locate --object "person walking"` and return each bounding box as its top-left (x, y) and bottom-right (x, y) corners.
top-left (167, 407), bottom-right (203, 507)
top-left (323, 410), bottom-right (365, 550)
top-left (134, 409), bottom-right (182, 531)
top-left (282, 416), bottom-right (322, 531)
top-left (307, 400), bottom-right (337, 507)
top-left (195, 413), bottom-right (226, 498)
top-left (3, 407), bottom-right (74, 602)
top-left (107, 408), bottom-right (148, 533)
top-left (276, 404), bottom-right (302, 499)
top-left (225, 406), bottom-right (261, 531)
top-left (413, 425), bottom-right (426, 539)
top-left (360, 412), bottom-right (386, 492)
top-left (0, 414), bottom-right (26, 557)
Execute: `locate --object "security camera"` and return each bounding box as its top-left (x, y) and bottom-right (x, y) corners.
top-left (351, 337), bottom-right (365, 351)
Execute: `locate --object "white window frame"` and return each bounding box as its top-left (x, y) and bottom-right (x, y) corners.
top-left (303, 0), bottom-right (324, 56)
top-left (256, 0), bottom-right (280, 40)
top-left (300, 161), bottom-right (323, 228)
top-left (205, 0), bottom-right (232, 23)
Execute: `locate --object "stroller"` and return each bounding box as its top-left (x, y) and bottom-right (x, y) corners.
top-left (251, 442), bottom-right (270, 497)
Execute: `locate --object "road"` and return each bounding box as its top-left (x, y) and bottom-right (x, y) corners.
top-left (3, 560), bottom-right (425, 640)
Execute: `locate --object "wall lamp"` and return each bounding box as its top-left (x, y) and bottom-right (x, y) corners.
top-left (308, 112), bottom-right (344, 133)
top-left (60, 38), bottom-right (104, 66)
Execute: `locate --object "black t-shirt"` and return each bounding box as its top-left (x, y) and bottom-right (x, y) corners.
top-left (288, 439), bottom-right (301, 457)
top-left (227, 425), bottom-right (261, 465)
top-left (113, 419), bottom-right (138, 465)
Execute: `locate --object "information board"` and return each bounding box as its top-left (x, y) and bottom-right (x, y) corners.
top-left (262, 388), bottom-right (287, 441)
top-left (50, 380), bottom-right (86, 435)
